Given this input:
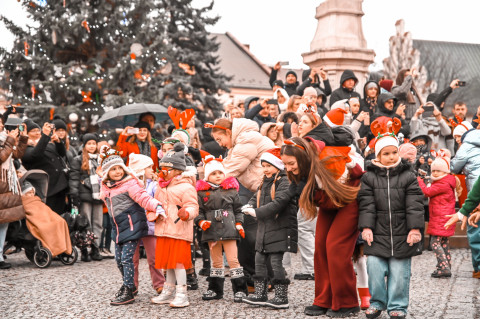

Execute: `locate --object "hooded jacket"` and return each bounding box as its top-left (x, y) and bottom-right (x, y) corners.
top-left (304, 122), bottom-right (335, 146)
top-left (417, 174), bottom-right (456, 237)
top-left (248, 171), bottom-right (297, 254)
top-left (244, 103), bottom-right (275, 128)
top-left (360, 80), bottom-right (380, 116)
top-left (371, 92), bottom-right (411, 138)
top-left (451, 129), bottom-right (480, 190)
top-left (195, 177), bottom-right (244, 242)
top-left (329, 70), bottom-right (361, 106)
top-left (296, 69), bottom-right (332, 97)
top-left (223, 118), bottom-right (275, 192)
top-left (358, 159), bottom-right (425, 259)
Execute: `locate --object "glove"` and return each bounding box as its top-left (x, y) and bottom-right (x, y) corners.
top-left (241, 204), bottom-right (252, 212)
top-left (177, 207), bottom-right (189, 221)
top-left (236, 223), bottom-right (245, 238)
top-left (156, 205), bottom-right (167, 218)
top-left (199, 220), bottom-right (211, 231)
top-left (242, 208), bottom-right (256, 218)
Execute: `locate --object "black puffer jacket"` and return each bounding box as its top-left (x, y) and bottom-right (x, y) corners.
top-left (358, 159), bottom-right (425, 259)
top-left (248, 171), bottom-right (298, 254)
top-left (329, 69), bottom-right (361, 106)
top-left (304, 122), bottom-right (335, 146)
top-left (195, 177), bottom-right (244, 242)
top-left (69, 154), bottom-right (102, 203)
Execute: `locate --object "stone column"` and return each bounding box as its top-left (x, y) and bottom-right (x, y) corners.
top-left (302, 0), bottom-right (375, 102)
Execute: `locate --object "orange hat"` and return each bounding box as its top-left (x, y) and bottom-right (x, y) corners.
top-left (319, 146), bottom-right (352, 179)
top-left (323, 108), bottom-right (348, 128)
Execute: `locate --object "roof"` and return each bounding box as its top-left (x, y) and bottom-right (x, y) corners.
top-left (413, 39), bottom-right (480, 109)
top-left (211, 32), bottom-right (271, 90)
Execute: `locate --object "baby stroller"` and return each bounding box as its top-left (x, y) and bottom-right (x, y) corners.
top-left (4, 170), bottom-right (78, 268)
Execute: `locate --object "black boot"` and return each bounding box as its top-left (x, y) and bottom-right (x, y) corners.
top-left (186, 271), bottom-right (198, 290)
top-left (81, 248), bottom-right (91, 262)
top-left (242, 276), bottom-right (267, 306)
top-left (199, 242), bottom-right (210, 276)
top-left (202, 276), bottom-right (225, 300)
top-left (326, 306), bottom-right (360, 318)
top-left (90, 245), bottom-right (103, 261)
top-left (264, 279), bottom-right (290, 309)
top-left (111, 285), bottom-right (125, 302)
top-left (231, 276), bottom-right (248, 303)
top-left (110, 285), bottom-right (135, 306)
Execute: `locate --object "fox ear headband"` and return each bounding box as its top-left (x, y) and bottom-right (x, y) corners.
top-left (168, 106), bottom-right (195, 130)
top-left (370, 117), bottom-right (402, 137)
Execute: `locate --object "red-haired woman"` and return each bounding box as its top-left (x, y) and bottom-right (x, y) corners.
top-left (280, 137), bottom-right (362, 317)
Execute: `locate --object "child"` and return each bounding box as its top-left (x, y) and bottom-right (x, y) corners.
top-left (195, 154), bottom-right (247, 303)
top-left (150, 143), bottom-right (199, 308)
top-left (128, 153), bottom-right (166, 295)
top-left (99, 146), bottom-right (165, 306)
top-left (241, 148), bottom-right (297, 309)
top-left (417, 151), bottom-right (456, 278)
top-left (358, 132), bottom-right (424, 319)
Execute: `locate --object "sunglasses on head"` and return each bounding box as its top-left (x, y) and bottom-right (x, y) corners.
top-left (284, 139), bottom-right (305, 150)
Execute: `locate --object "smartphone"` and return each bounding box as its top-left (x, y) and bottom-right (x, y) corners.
top-left (19, 125), bottom-right (24, 132)
top-left (458, 81), bottom-right (466, 87)
top-left (422, 105), bottom-right (434, 117)
top-left (266, 99), bottom-right (278, 105)
top-left (127, 127), bottom-right (139, 134)
top-left (51, 123), bottom-right (55, 130)
top-left (279, 61), bottom-right (289, 66)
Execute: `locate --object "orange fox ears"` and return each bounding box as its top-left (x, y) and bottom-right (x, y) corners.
top-left (168, 106), bottom-right (195, 129)
top-left (370, 117), bottom-right (402, 137)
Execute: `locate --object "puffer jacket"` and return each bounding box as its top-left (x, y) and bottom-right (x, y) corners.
top-left (451, 129), bottom-right (480, 191)
top-left (329, 69), bottom-right (361, 106)
top-left (195, 177), bottom-right (243, 242)
top-left (223, 118), bottom-right (275, 192)
top-left (417, 174), bottom-right (456, 237)
top-left (371, 92), bottom-right (410, 139)
top-left (248, 171), bottom-right (297, 254)
top-left (358, 159), bottom-right (425, 259)
top-left (0, 135), bottom-right (28, 223)
top-left (304, 122), bottom-right (335, 146)
top-left (101, 176), bottom-right (161, 244)
top-left (69, 154), bottom-right (102, 203)
top-left (153, 174), bottom-right (199, 242)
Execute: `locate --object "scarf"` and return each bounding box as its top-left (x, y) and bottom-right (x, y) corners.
top-left (136, 140), bottom-right (151, 157)
top-left (431, 173), bottom-right (448, 182)
top-left (207, 182), bottom-right (221, 189)
top-left (158, 177), bottom-right (174, 188)
top-left (88, 153), bottom-right (101, 200)
top-left (371, 157), bottom-right (402, 169)
top-left (1, 152), bottom-right (20, 195)
top-left (365, 97), bottom-right (377, 114)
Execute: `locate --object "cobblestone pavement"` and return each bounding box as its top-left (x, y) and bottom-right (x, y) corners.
top-left (1, 248), bottom-right (480, 319)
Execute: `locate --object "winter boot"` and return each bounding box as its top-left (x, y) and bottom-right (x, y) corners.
top-left (231, 267), bottom-right (248, 303)
top-left (110, 285), bottom-right (135, 306)
top-left (264, 278), bottom-right (290, 309)
top-left (199, 242), bottom-right (211, 276)
top-left (81, 248), bottom-right (91, 262)
top-left (358, 287), bottom-right (371, 310)
top-left (186, 270), bottom-right (198, 290)
top-left (151, 282), bottom-right (176, 304)
top-left (90, 245), bottom-right (103, 261)
top-left (170, 285), bottom-right (189, 308)
top-left (111, 285), bottom-right (125, 302)
top-left (242, 276), bottom-right (268, 306)
top-left (202, 268), bottom-right (225, 300)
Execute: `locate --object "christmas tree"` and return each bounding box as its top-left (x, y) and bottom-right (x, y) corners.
top-left (0, 0), bottom-right (229, 125)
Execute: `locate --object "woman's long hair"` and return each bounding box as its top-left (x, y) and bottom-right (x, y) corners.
top-left (81, 143), bottom-right (98, 172)
top-left (281, 137), bottom-right (359, 220)
top-left (127, 130), bottom-right (155, 148)
top-left (395, 69), bottom-right (410, 86)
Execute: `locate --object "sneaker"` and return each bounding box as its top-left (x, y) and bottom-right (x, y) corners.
top-left (294, 273), bottom-right (314, 280)
top-left (389, 311), bottom-right (406, 319)
top-left (304, 305), bottom-right (328, 316)
top-left (151, 283), bottom-right (176, 304)
top-left (365, 307), bottom-right (382, 319)
top-left (170, 285), bottom-right (189, 308)
top-left (326, 306), bottom-right (360, 318)
top-left (431, 270), bottom-right (452, 278)
top-left (0, 261), bottom-right (12, 270)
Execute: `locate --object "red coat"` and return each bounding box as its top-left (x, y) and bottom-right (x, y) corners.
top-left (116, 134), bottom-right (159, 171)
top-left (418, 175), bottom-right (456, 237)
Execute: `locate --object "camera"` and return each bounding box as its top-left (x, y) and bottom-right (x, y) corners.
top-left (127, 127), bottom-right (140, 134)
top-left (458, 81), bottom-right (466, 87)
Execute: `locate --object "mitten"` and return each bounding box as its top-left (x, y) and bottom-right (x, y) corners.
top-left (236, 223), bottom-right (245, 238)
top-left (242, 208), bottom-right (256, 218)
top-left (199, 220), bottom-right (211, 231)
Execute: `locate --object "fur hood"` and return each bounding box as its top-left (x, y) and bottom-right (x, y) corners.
top-left (196, 176), bottom-right (239, 191)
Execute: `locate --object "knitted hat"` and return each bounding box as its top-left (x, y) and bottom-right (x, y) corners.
top-left (375, 133), bottom-right (399, 158)
top-left (379, 79), bottom-right (393, 92)
top-left (272, 79), bottom-right (284, 87)
top-left (365, 82), bottom-right (379, 91)
top-left (323, 108), bottom-right (348, 127)
top-left (398, 143), bottom-right (417, 163)
top-left (21, 181), bottom-right (35, 195)
top-left (171, 128), bottom-right (190, 145)
top-left (285, 70), bottom-right (297, 79)
top-left (431, 156), bottom-right (450, 174)
top-left (260, 148), bottom-right (284, 170)
top-left (134, 121), bottom-right (151, 130)
top-left (303, 86), bottom-right (318, 97)
top-left (24, 119), bottom-right (40, 133)
top-left (52, 118), bottom-right (67, 131)
top-left (82, 133), bottom-right (98, 144)
top-left (203, 155), bottom-right (226, 181)
top-left (99, 146), bottom-right (131, 181)
top-left (452, 120), bottom-right (473, 137)
top-left (159, 143), bottom-right (186, 171)
top-left (128, 153), bottom-right (154, 177)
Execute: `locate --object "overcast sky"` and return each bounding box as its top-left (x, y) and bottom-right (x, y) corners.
top-left (1, 0), bottom-right (478, 70)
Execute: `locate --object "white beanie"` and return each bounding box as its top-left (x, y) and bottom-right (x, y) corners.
top-left (203, 155), bottom-right (226, 181)
top-left (452, 121), bottom-right (473, 137)
top-left (431, 156), bottom-right (450, 174)
top-left (375, 135), bottom-right (399, 158)
top-left (128, 153), bottom-right (154, 177)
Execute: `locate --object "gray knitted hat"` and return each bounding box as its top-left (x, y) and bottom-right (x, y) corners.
top-left (159, 143), bottom-right (186, 171)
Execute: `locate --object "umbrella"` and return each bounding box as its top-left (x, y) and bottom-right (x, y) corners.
top-left (97, 103), bottom-right (169, 127)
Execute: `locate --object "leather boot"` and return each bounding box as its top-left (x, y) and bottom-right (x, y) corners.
top-left (90, 245), bottom-right (103, 261)
top-left (110, 285), bottom-right (135, 306)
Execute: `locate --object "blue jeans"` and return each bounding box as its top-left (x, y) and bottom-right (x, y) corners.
top-left (0, 223), bottom-right (8, 262)
top-left (115, 240), bottom-right (139, 289)
top-left (467, 224), bottom-right (480, 272)
top-left (367, 256), bottom-right (411, 315)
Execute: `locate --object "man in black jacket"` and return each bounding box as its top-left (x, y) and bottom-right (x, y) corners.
top-left (269, 62), bottom-right (299, 96)
top-left (329, 69), bottom-right (362, 106)
top-left (245, 98), bottom-right (275, 129)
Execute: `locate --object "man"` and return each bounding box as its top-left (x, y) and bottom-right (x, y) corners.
top-left (329, 69), bottom-right (361, 106)
top-left (450, 102), bottom-right (468, 123)
top-left (296, 68), bottom-right (332, 97)
top-left (244, 98), bottom-right (275, 128)
top-left (269, 62), bottom-right (299, 96)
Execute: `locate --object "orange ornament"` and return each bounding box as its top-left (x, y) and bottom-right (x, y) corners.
top-left (31, 85), bottom-right (37, 99)
top-left (130, 53), bottom-right (136, 60)
top-left (24, 42), bottom-right (30, 56)
top-left (81, 91), bottom-right (92, 103)
top-left (81, 20), bottom-right (90, 33)
top-left (134, 69), bottom-right (143, 79)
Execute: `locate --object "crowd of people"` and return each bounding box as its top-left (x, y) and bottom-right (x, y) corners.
top-left (1, 62), bottom-right (480, 319)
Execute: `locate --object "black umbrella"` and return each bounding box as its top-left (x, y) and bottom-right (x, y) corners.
top-left (97, 103), bottom-right (169, 127)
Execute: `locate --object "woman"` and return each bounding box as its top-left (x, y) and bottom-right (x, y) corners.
top-left (360, 81), bottom-right (380, 116)
top-left (0, 125), bottom-right (28, 269)
top-left (286, 95), bottom-right (302, 113)
top-left (294, 113), bottom-right (335, 146)
top-left (260, 122), bottom-right (282, 147)
top-left (69, 133), bottom-right (103, 262)
top-left (116, 121), bottom-right (159, 171)
top-left (22, 121), bottom-right (69, 215)
top-left (391, 68), bottom-right (423, 121)
top-left (280, 137), bottom-right (362, 317)
top-left (210, 117), bottom-right (275, 287)
top-left (52, 118), bottom-right (77, 164)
